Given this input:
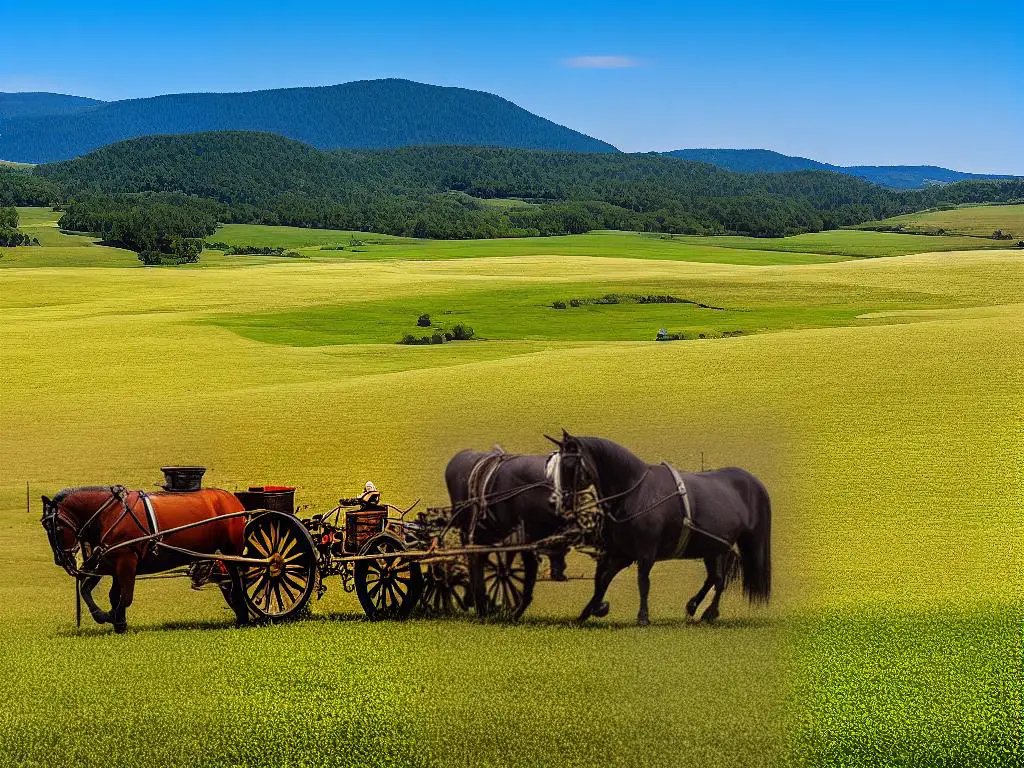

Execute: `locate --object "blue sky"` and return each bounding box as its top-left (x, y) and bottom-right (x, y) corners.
top-left (2, 0), bottom-right (1021, 172)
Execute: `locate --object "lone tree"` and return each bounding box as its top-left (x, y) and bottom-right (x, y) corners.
top-left (417, 313), bottom-right (431, 327)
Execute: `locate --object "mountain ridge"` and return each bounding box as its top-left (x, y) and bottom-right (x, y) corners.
top-left (0, 79), bottom-right (616, 163)
top-left (0, 92), bottom-right (104, 120)
top-left (664, 148), bottom-right (1015, 189)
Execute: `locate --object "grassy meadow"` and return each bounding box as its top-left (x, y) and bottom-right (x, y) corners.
top-left (0, 207), bottom-right (1021, 766)
top-left (858, 203), bottom-right (1024, 238)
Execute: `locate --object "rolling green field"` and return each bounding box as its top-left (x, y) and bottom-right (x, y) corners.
top-left (858, 203), bottom-right (1024, 238)
top-left (0, 207), bottom-right (1021, 766)
top-left (4, 208), bottom-right (1020, 272)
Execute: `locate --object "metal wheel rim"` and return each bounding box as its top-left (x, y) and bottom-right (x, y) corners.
top-left (481, 551), bottom-right (527, 616)
top-left (363, 540), bottom-right (416, 617)
top-left (422, 561), bottom-right (470, 616)
top-left (243, 517), bottom-right (312, 617)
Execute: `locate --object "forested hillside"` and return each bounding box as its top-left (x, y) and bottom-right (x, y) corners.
top-left (0, 79), bottom-right (615, 163)
top-left (14, 131), bottom-right (1023, 250)
top-left (36, 132), bottom-right (910, 238)
top-left (666, 149), bottom-right (1015, 189)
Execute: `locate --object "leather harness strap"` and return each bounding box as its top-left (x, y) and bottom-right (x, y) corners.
top-left (664, 463), bottom-right (694, 557)
top-left (466, 450), bottom-right (510, 543)
top-left (663, 462), bottom-right (736, 555)
top-left (141, 492), bottom-right (159, 535)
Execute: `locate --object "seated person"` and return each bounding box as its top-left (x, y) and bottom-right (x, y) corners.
top-left (342, 481), bottom-right (383, 511)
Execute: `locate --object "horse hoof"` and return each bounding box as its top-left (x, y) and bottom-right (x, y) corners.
top-left (91, 611), bottom-right (111, 625)
top-left (549, 572), bottom-right (568, 582)
top-left (638, 616), bottom-right (650, 627)
top-left (113, 623), bottom-right (128, 634)
top-left (701, 611), bottom-right (718, 624)
top-left (592, 601), bottom-right (610, 618)
top-left (685, 601), bottom-right (699, 618)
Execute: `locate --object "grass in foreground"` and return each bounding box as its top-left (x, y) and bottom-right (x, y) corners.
top-left (0, 243), bottom-right (1020, 766)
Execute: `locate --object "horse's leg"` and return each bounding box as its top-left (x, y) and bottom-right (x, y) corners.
top-left (701, 554), bottom-right (727, 623)
top-left (80, 575), bottom-right (110, 624)
top-left (686, 557), bottom-right (716, 618)
top-left (577, 553), bottom-right (629, 623)
top-left (108, 553), bottom-right (138, 634)
top-left (225, 564), bottom-right (250, 626)
top-left (548, 546), bottom-right (568, 582)
top-left (636, 557), bottom-right (655, 626)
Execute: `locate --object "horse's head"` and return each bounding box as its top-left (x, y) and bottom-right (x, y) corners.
top-left (545, 430), bottom-right (598, 512)
top-left (40, 492), bottom-right (82, 575)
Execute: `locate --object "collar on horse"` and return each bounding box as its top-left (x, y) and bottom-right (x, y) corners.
top-left (547, 445), bottom-right (651, 521)
top-left (44, 486), bottom-right (154, 577)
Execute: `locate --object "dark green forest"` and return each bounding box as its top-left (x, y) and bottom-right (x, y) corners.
top-left (4, 131), bottom-right (1022, 258)
top-left (0, 79), bottom-right (615, 163)
top-left (0, 205), bottom-right (39, 246)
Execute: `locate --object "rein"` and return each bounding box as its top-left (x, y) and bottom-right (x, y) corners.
top-left (550, 445), bottom-right (651, 519)
top-left (45, 487), bottom-right (152, 577)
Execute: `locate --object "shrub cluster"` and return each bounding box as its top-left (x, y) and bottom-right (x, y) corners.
top-left (551, 293), bottom-right (723, 309)
top-left (399, 322), bottom-right (474, 345)
top-left (656, 329), bottom-right (746, 341)
top-left (207, 242), bottom-right (302, 257)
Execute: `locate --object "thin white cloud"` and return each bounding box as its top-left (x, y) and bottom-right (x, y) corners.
top-left (563, 55), bottom-right (642, 69)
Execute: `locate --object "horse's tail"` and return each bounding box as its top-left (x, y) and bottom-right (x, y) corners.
top-left (737, 485), bottom-right (771, 604)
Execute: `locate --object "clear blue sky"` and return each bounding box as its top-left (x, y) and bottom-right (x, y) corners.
top-left (3, 0), bottom-right (1021, 172)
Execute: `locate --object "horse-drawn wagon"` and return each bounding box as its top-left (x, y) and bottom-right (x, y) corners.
top-left (41, 434), bottom-right (772, 631)
top-left (40, 464), bottom-right (556, 630)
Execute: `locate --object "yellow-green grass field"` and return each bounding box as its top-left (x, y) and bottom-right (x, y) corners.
top-left (0, 210), bottom-right (1021, 766)
top-left (858, 203), bottom-right (1024, 238)
top-left (4, 208), bottom-right (1020, 273)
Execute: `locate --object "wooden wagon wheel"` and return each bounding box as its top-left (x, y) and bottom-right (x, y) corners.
top-left (471, 548), bottom-right (538, 621)
top-left (354, 533), bottom-right (424, 620)
top-left (241, 511), bottom-right (318, 622)
top-left (418, 556), bottom-right (472, 617)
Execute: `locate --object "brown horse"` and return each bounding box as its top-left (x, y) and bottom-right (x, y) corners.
top-left (41, 486), bottom-right (249, 632)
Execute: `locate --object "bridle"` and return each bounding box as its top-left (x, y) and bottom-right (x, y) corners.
top-left (547, 441), bottom-right (652, 522)
top-left (41, 486), bottom-right (137, 578)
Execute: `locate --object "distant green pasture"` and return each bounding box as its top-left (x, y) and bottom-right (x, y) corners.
top-left (674, 229), bottom-right (1010, 258)
top-left (211, 225), bottom-right (844, 265)
top-left (207, 277), bottom-right (950, 347)
top-left (857, 203), bottom-right (1024, 239)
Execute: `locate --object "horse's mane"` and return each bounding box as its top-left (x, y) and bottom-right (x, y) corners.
top-left (52, 486), bottom-right (113, 505)
top-left (577, 436), bottom-right (646, 473)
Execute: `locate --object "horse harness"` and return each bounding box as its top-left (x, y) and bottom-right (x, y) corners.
top-left (554, 447), bottom-right (737, 556)
top-left (465, 451), bottom-right (517, 542)
top-left (43, 486), bottom-right (159, 578)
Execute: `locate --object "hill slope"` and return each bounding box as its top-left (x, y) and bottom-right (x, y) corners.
top-left (0, 92), bottom-right (103, 120)
top-left (29, 132), bottom-right (1024, 240)
top-left (29, 130), bottom-right (958, 240)
top-left (665, 148), bottom-right (1015, 189)
top-left (0, 79), bottom-right (616, 163)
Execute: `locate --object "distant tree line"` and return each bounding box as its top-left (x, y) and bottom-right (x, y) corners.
top-left (16, 132), bottom-right (1024, 251)
top-left (58, 194), bottom-right (217, 265)
top-left (0, 205), bottom-right (39, 246)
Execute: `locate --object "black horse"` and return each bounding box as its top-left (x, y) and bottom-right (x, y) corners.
top-left (547, 431), bottom-right (771, 625)
top-left (445, 448), bottom-right (570, 617)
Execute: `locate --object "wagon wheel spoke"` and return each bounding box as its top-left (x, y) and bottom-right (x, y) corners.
top-left (278, 534), bottom-right (298, 560)
top-left (241, 514), bottom-right (317, 622)
top-left (258, 527), bottom-right (274, 558)
top-left (249, 535), bottom-right (270, 558)
top-left (368, 576), bottom-right (386, 599)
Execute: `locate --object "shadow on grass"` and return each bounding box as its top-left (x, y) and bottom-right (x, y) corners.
top-left (57, 606), bottom-right (774, 637)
